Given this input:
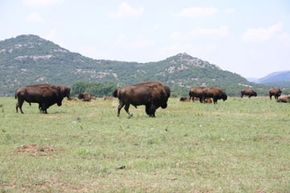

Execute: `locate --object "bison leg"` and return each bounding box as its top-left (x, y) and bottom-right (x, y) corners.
top-left (145, 104), bottom-right (156, 117)
top-left (213, 98), bottom-right (218, 104)
top-left (199, 96), bottom-right (206, 103)
top-left (124, 104), bottom-right (132, 118)
top-left (38, 104), bottom-right (44, 113)
top-left (16, 99), bottom-right (24, 114)
top-left (117, 101), bottom-right (125, 117)
top-left (40, 103), bottom-right (48, 114)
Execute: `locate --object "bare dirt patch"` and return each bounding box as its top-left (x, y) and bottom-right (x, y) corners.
top-left (16, 144), bottom-right (55, 156)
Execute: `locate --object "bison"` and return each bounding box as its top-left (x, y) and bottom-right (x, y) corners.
top-left (189, 86), bottom-right (227, 104)
top-left (189, 87), bottom-right (207, 103)
top-left (113, 81), bottom-right (170, 117)
top-left (204, 87), bottom-right (227, 104)
top-left (277, 95), bottom-right (290, 103)
top-left (241, 88), bottom-right (257, 98)
top-left (179, 96), bottom-right (191, 102)
top-left (269, 88), bottom-right (282, 100)
top-left (78, 92), bottom-right (95, 102)
top-left (15, 84), bottom-right (69, 114)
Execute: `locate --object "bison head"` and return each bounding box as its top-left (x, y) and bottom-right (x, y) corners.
top-left (161, 103), bottom-right (167, 109)
top-left (222, 93), bottom-right (227, 101)
top-left (112, 88), bottom-right (119, 98)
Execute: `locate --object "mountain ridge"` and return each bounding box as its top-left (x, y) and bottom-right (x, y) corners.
top-left (0, 34), bottom-right (260, 96)
top-left (255, 71), bottom-right (290, 87)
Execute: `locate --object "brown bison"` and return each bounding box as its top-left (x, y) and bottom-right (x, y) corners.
top-left (179, 96), bottom-right (191, 102)
top-left (19, 84), bottom-right (71, 100)
top-left (269, 88), bottom-right (282, 100)
top-left (241, 88), bottom-right (257, 98)
top-left (189, 86), bottom-right (207, 102)
top-left (113, 81), bottom-right (170, 117)
top-left (78, 92), bottom-right (95, 102)
top-left (189, 86), bottom-right (227, 104)
top-left (277, 95), bottom-right (290, 103)
top-left (15, 84), bottom-right (69, 114)
top-left (204, 87), bottom-right (227, 104)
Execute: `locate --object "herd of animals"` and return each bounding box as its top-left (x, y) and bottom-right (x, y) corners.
top-left (14, 81), bottom-right (290, 117)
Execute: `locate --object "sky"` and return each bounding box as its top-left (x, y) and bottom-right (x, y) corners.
top-left (0, 0), bottom-right (290, 78)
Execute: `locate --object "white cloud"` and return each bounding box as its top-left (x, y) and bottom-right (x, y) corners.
top-left (242, 22), bottom-right (289, 42)
top-left (110, 2), bottom-right (144, 19)
top-left (179, 6), bottom-right (218, 18)
top-left (25, 12), bottom-right (45, 23)
top-left (23, 0), bottom-right (63, 7)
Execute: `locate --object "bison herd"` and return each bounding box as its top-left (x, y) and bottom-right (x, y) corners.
top-left (14, 82), bottom-right (289, 117)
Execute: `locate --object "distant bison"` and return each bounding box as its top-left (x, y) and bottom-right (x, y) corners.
top-left (15, 84), bottom-right (69, 114)
top-left (189, 87), bottom-right (207, 103)
top-left (269, 88), bottom-right (282, 100)
top-left (189, 86), bottom-right (227, 104)
top-left (204, 87), bottom-right (227, 104)
top-left (113, 81), bottom-right (170, 117)
top-left (78, 92), bottom-right (95, 102)
top-left (241, 88), bottom-right (257, 98)
top-left (277, 95), bottom-right (290, 103)
top-left (179, 96), bottom-right (191, 102)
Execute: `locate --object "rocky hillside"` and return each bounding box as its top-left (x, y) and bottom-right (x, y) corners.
top-left (0, 34), bottom-right (255, 96)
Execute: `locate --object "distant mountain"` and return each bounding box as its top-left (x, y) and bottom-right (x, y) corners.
top-left (257, 71), bottom-right (290, 87)
top-left (0, 34), bottom-right (258, 96)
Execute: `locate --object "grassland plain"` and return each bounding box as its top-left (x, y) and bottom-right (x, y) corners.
top-left (0, 97), bottom-right (289, 193)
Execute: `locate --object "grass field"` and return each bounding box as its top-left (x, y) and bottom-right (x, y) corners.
top-left (0, 97), bottom-right (289, 193)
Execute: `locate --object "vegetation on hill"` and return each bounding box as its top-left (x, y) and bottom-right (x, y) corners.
top-left (0, 34), bottom-right (282, 96)
top-left (71, 82), bottom-right (116, 97)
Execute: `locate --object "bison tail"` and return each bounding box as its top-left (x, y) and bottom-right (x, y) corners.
top-left (112, 89), bottom-right (118, 98)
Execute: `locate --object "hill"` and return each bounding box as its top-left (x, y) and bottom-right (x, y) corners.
top-left (257, 71), bottom-right (290, 87)
top-left (0, 34), bottom-right (257, 96)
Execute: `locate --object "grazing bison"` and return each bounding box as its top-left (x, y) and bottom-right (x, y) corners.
top-left (78, 92), bottom-right (95, 102)
top-left (179, 96), bottom-right (191, 102)
top-left (269, 88), bottom-right (282, 100)
top-left (204, 87), bottom-right (227, 104)
top-left (15, 84), bottom-right (68, 114)
top-left (189, 87), bottom-right (207, 103)
top-left (113, 81), bottom-right (170, 117)
top-left (241, 88), bottom-right (257, 98)
top-left (189, 87), bottom-right (227, 104)
top-left (277, 95), bottom-right (290, 103)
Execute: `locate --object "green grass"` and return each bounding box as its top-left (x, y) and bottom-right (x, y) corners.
top-left (0, 97), bottom-right (290, 193)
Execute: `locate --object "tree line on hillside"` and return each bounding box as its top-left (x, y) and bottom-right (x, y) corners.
top-left (71, 82), bottom-right (117, 97)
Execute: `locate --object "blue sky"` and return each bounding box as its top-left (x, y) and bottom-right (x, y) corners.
top-left (1, 0), bottom-right (289, 78)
